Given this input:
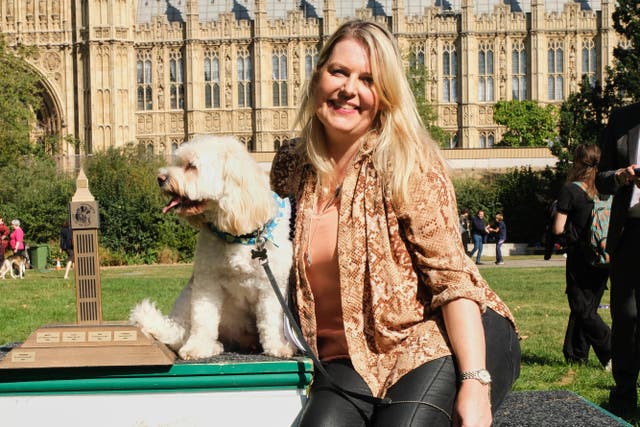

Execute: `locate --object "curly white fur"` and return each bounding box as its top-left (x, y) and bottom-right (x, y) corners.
top-left (130, 135), bottom-right (294, 360)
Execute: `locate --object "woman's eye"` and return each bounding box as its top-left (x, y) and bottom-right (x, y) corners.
top-left (362, 76), bottom-right (374, 86)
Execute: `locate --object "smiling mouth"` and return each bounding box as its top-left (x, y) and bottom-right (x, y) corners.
top-left (328, 100), bottom-right (358, 111)
top-left (162, 194), bottom-right (206, 215)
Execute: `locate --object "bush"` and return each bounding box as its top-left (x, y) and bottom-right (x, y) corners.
top-left (452, 167), bottom-right (563, 244)
top-left (83, 147), bottom-right (197, 264)
top-left (0, 156), bottom-right (74, 245)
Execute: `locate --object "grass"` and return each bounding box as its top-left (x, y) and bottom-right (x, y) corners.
top-left (0, 257), bottom-right (637, 425)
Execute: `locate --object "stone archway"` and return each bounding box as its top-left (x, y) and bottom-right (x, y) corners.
top-left (27, 68), bottom-right (65, 155)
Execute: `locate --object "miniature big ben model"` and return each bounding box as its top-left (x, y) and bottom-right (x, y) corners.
top-left (0, 170), bottom-right (174, 369)
top-left (69, 168), bottom-right (102, 323)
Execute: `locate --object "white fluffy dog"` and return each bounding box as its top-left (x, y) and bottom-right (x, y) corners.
top-left (130, 135), bottom-right (294, 360)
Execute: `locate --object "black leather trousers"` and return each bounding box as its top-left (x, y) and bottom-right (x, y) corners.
top-left (297, 308), bottom-right (520, 427)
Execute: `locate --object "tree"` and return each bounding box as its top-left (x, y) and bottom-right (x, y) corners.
top-left (0, 37), bottom-right (42, 167)
top-left (492, 100), bottom-right (557, 147)
top-left (612, 0), bottom-right (640, 102)
top-left (555, 75), bottom-right (622, 171)
top-left (406, 62), bottom-right (450, 147)
top-left (83, 146), bottom-right (197, 264)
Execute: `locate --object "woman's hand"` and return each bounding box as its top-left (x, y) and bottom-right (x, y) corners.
top-left (616, 164), bottom-right (640, 186)
top-left (453, 380), bottom-right (492, 427)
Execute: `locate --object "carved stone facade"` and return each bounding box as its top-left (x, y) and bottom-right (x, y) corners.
top-left (0, 0), bottom-right (619, 155)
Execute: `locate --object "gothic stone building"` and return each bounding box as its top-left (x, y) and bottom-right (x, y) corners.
top-left (0, 0), bottom-right (620, 158)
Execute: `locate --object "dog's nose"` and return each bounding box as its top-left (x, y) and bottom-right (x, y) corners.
top-left (157, 174), bottom-right (167, 187)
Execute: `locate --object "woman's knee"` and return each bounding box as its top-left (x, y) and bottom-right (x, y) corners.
top-left (373, 357), bottom-right (456, 427)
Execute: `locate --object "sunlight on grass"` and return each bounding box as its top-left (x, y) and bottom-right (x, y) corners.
top-left (0, 260), bottom-right (635, 425)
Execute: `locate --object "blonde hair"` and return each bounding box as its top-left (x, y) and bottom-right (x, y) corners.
top-left (568, 144), bottom-right (601, 198)
top-left (295, 19), bottom-right (442, 204)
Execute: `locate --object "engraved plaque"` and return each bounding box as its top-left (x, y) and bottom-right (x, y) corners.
top-left (36, 331), bottom-right (61, 343)
top-left (88, 331), bottom-right (112, 342)
top-left (62, 331), bottom-right (87, 343)
top-left (114, 330), bottom-right (137, 342)
top-left (12, 352), bottom-right (36, 363)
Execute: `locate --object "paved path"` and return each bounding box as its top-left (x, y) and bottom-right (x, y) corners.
top-left (475, 255), bottom-right (567, 269)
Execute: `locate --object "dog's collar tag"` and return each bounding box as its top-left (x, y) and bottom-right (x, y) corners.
top-left (207, 193), bottom-right (289, 246)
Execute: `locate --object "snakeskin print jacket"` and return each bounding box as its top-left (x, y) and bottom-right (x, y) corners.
top-left (270, 137), bottom-right (517, 397)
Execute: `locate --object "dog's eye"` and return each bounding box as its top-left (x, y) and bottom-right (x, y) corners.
top-left (185, 162), bottom-right (197, 171)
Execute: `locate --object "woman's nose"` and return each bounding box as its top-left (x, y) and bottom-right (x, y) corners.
top-left (340, 76), bottom-right (357, 96)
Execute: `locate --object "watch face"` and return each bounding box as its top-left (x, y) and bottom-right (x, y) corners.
top-left (479, 370), bottom-right (492, 383)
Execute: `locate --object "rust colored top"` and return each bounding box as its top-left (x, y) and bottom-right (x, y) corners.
top-left (270, 137), bottom-right (517, 397)
top-left (305, 203), bottom-right (350, 361)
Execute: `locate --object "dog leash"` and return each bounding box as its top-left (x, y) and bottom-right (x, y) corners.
top-left (250, 241), bottom-right (392, 407)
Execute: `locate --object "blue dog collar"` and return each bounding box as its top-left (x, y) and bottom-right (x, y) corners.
top-left (207, 192), bottom-right (289, 246)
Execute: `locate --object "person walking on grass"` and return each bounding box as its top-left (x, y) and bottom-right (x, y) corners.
top-left (489, 213), bottom-right (507, 265)
top-left (553, 144), bottom-right (611, 373)
top-left (468, 209), bottom-right (489, 265)
top-left (59, 220), bottom-right (74, 280)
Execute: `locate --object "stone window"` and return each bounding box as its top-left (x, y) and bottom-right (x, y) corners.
top-left (478, 42), bottom-right (494, 102)
top-left (136, 51), bottom-right (152, 111)
top-left (237, 47), bottom-right (253, 108)
top-left (442, 42), bottom-right (458, 103)
top-left (409, 44), bottom-right (425, 68)
top-left (305, 45), bottom-right (318, 80)
top-left (448, 132), bottom-right (459, 149)
top-left (581, 39), bottom-right (597, 87)
top-left (511, 40), bottom-right (527, 100)
top-left (204, 50), bottom-right (220, 108)
top-left (272, 46), bottom-right (288, 107)
top-left (169, 51), bottom-right (184, 109)
top-left (547, 40), bottom-right (564, 100)
top-left (479, 131), bottom-right (495, 148)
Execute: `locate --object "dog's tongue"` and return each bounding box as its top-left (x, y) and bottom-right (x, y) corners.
top-left (162, 197), bottom-right (182, 214)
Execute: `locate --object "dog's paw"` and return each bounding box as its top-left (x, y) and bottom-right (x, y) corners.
top-left (178, 336), bottom-right (223, 360)
top-left (263, 342), bottom-right (295, 358)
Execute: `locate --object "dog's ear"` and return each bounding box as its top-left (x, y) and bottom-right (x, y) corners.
top-left (216, 142), bottom-right (274, 236)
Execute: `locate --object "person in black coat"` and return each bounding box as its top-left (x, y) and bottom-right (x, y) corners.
top-left (59, 220), bottom-right (74, 280)
top-left (596, 101), bottom-right (640, 416)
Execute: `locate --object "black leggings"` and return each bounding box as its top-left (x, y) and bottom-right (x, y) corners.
top-left (297, 308), bottom-right (520, 427)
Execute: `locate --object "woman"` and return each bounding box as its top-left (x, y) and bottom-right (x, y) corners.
top-left (553, 144), bottom-right (611, 369)
top-left (489, 213), bottom-right (507, 265)
top-left (271, 20), bottom-right (520, 427)
top-left (59, 220), bottom-right (74, 280)
top-left (9, 219), bottom-right (25, 257)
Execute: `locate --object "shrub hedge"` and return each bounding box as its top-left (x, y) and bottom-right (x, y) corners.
top-left (0, 150), bottom-right (563, 266)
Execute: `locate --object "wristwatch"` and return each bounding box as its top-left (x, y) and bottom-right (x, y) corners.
top-left (459, 369), bottom-right (492, 385)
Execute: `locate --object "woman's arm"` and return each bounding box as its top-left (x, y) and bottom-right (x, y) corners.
top-left (552, 212), bottom-right (567, 236)
top-left (442, 298), bottom-right (492, 427)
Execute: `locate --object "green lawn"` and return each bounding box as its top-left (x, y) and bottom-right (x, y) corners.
top-left (0, 259), bottom-right (637, 425)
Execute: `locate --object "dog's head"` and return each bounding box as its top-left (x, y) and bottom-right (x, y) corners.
top-left (158, 135), bottom-right (275, 235)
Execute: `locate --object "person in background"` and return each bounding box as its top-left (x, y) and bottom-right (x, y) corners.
top-left (0, 217), bottom-right (9, 263)
top-left (459, 208), bottom-right (471, 254)
top-left (270, 19), bottom-right (520, 427)
top-left (489, 213), bottom-right (507, 265)
top-left (596, 101), bottom-right (640, 416)
top-left (553, 144), bottom-right (611, 373)
top-left (468, 209), bottom-right (489, 265)
top-left (59, 220), bottom-right (74, 280)
top-left (9, 219), bottom-right (25, 257)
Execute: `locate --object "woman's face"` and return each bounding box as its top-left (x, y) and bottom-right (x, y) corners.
top-left (314, 37), bottom-right (380, 150)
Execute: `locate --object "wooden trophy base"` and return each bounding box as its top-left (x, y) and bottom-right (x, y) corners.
top-left (0, 323), bottom-right (175, 369)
